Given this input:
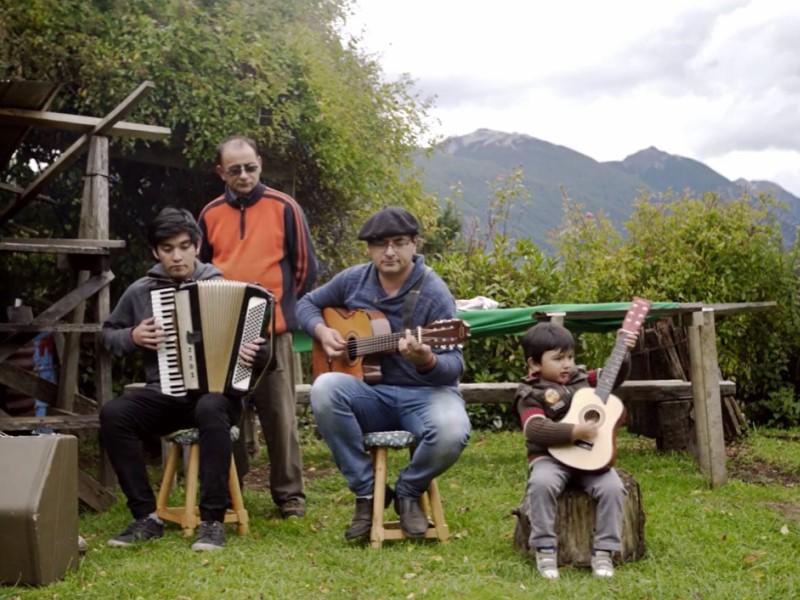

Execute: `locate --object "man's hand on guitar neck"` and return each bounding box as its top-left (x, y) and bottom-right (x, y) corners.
top-left (399, 329), bottom-right (437, 372)
top-left (314, 323), bottom-right (347, 359)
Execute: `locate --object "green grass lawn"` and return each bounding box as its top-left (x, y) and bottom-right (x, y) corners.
top-left (5, 428), bottom-right (800, 600)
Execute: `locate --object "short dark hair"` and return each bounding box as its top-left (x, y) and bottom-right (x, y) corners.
top-left (147, 207), bottom-right (202, 249)
top-left (521, 322), bottom-right (575, 363)
top-left (215, 135), bottom-right (259, 164)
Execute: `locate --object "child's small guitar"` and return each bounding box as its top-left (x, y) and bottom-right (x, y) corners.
top-left (311, 307), bottom-right (470, 383)
top-left (548, 297), bottom-right (651, 471)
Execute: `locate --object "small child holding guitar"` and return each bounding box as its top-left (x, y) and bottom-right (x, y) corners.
top-left (514, 320), bottom-right (639, 579)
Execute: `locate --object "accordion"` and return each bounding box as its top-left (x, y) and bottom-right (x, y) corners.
top-left (150, 280), bottom-right (274, 397)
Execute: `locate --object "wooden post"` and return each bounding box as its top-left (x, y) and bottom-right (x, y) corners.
top-left (687, 308), bottom-right (728, 487)
top-left (57, 136), bottom-right (109, 411)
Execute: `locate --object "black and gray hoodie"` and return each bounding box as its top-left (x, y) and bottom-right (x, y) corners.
top-left (102, 260), bottom-right (222, 392)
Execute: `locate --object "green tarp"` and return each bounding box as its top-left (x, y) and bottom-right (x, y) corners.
top-left (291, 302), bottom-right (681, 353)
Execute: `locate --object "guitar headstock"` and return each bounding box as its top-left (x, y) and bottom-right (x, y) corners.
top-left (421, 319), bottom-right (471, 348)
top-left (621, 297), bottom-right (651, 335)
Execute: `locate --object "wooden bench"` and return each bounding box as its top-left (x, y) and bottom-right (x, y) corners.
top-left (294, 379), bottom-right (740, 451)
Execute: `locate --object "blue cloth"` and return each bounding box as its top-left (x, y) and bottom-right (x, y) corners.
top-left (310, 372), bottom-right (471, 498)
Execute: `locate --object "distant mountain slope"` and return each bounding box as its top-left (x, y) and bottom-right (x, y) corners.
top-left (416, 129), bottom-right (800, 247)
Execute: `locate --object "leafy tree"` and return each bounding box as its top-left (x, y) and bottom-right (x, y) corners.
top-left (0, 0), bottom-right (432, 275)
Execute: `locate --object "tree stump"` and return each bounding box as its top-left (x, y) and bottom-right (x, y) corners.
top-left (512, 468), bottom-right (646, 566)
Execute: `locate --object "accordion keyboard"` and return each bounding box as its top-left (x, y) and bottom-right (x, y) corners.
top-left (151, 287), bottom-right (186, 397)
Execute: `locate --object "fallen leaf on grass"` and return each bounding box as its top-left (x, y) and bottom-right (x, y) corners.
top-left (403, 572), bottom-right (417, 580)
top-left (780, 524), bottom-right (790, 535)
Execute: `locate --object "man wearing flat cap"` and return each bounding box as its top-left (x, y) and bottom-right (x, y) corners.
top-left (297, 207), bottom-right (471, 541)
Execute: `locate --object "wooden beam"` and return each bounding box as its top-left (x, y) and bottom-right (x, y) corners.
top-left (0, 238), bottom-right (125, 254)
top-left (0, 270), bottom-right (113, 362)
top-left (0, 361), bottom-right (97, 410)
top-left (0, 107), bottom-right (170, 140)
top-left (0, 323), bottom-right (102, 333)
top-left (78, 471), bottom-right (117, 512)
top-left (0, 414), bottom-right (99, 431)
top-left (687, 309), bottom-right (728, 487)
top-left (0, 81), bottom-right (155, 224)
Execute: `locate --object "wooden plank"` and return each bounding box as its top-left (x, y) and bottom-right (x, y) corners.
top-left (0, 107), bottom-right (170, 140)
top-left (0, 323), bottom-right (102, 333)
top-left (0, 238), bottom-right (126, 248)
top-left (0, 361), bottom-right (97, 410)
top-left (0, 238), bottom-right (125, 254)
top-left (0, 270), bottom-right (114, 362)
top-left (708, 301), bottom-right (777, 316)
top-left (0, 414), bottom-right (99, 431)
top-left (78, 471), bottom-right (117, 512)
top-left (294, 380), bottom-right (736, 407)
top-left (60, 135), bottom-right (109, 411)
top-left (0, 81), bottom-right (154, 224)
top-left (699, 309), bottom-right (727, 486)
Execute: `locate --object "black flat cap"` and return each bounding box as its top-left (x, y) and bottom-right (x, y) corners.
top-left (357, 207), bottom-right (420, 241)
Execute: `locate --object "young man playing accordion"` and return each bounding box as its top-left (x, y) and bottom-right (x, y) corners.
top-left (100, 207), bottom-right (266, 552)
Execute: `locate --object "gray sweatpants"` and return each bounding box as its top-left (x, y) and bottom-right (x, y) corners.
top-left (526, 456), bottom-right (625, 552)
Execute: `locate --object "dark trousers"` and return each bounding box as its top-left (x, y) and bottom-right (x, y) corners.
top-left (100, 387), bottom-right (242, 523)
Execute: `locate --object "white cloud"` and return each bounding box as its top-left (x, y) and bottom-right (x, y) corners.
top-left (344, 0), bottom-right (800, 196)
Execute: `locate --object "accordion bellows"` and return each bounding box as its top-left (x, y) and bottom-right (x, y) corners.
top-left (152, 280), bottom-right (274, 397)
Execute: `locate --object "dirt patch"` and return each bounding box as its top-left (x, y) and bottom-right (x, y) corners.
top-left (764, 501), bottom-right (800, 522)
top-left (243, 464), bottom-right (337, 491)
top-left (726, 443), bottom-right (800, 487)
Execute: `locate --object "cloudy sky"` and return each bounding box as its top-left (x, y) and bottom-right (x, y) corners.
top-left (343, 0), bottom-right (800, 196)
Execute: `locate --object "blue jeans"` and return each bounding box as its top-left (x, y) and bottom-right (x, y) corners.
top-left (310, 372), bottom-right (471, 498)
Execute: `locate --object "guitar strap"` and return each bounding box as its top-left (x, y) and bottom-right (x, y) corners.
top-left (402, 266), bottom-right (432, 330)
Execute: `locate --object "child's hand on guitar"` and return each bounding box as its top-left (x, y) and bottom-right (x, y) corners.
top-left (398, 329), bottom-right (436, 369)
top-left (314, 323), bottom-right (347, 359)
top-left (571, 422), bottom-right (599, 442)
top-left (617, 328), bottom-right (639, 350)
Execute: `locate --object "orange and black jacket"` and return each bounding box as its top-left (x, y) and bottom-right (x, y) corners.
top-left (198, 183), bottom-right (317, 334)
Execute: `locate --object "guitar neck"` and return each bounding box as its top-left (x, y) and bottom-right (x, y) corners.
top-left (348, 330), bottom-right (415, 357)
top-left (595, 334), bottom-right (631, 401)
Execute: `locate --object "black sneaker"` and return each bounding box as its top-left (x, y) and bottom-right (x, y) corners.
top-left (278, 497), bottom-right (306, 519)
top-left (106, 517), bottom-right (164, 548)
top-left (191, 520), bottom-right (226, 552)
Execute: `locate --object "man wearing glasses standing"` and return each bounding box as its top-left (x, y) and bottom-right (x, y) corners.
top-left (296, 207), bottom-right (471, 541)
top-left (198, 135), bottom-right (317, 519)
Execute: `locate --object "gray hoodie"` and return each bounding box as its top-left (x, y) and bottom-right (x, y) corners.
top-left (102, 260), bottom-right (222, 392)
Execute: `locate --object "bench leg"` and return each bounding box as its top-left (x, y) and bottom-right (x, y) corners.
top-left (370, 447), bottom-right (388, 548)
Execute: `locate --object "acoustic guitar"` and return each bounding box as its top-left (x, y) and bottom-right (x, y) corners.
top-left (311, 307), bottom-right (470, 383)
top-left (548, 297), bottom-right (651, 471)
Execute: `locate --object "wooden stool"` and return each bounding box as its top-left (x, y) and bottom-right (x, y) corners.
top-left (155, 427), bottom-right (249, 537)
top-left (364, 430), bottom-right (449, 548)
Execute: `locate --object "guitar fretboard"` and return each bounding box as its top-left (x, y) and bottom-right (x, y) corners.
top-left (347, 328), bottom-right (423, 357)
top-left (595, 298), bottom-right (651, 402)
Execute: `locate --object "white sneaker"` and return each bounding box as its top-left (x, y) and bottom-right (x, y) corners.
top-left (535, 548), bottom-right (559, 580)
top-left (591, 550), bottom-right (615, 578)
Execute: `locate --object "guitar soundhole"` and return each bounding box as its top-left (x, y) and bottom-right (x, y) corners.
top-left (583, 408), bottom-right (601, 424)
top-left (346, 337), bottom-right (358, 361)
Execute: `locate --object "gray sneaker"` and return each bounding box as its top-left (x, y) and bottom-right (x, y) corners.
top-left (591, 550), bottom-right (615, 578)
top-left (191, 520), bottom-right (226, 552)
top-left (107, 517), bottom-right (163, 548)
top-left (535, 548), bottom-right (559, 580)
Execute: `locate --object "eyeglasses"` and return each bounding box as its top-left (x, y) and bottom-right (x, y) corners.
top-left (367, 237), bottom-right (414, 251)
top-left (225, 163), bottom-right (260, 177)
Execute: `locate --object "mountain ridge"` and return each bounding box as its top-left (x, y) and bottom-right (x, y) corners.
top-left (416, 129), bottom-right (800, 247)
